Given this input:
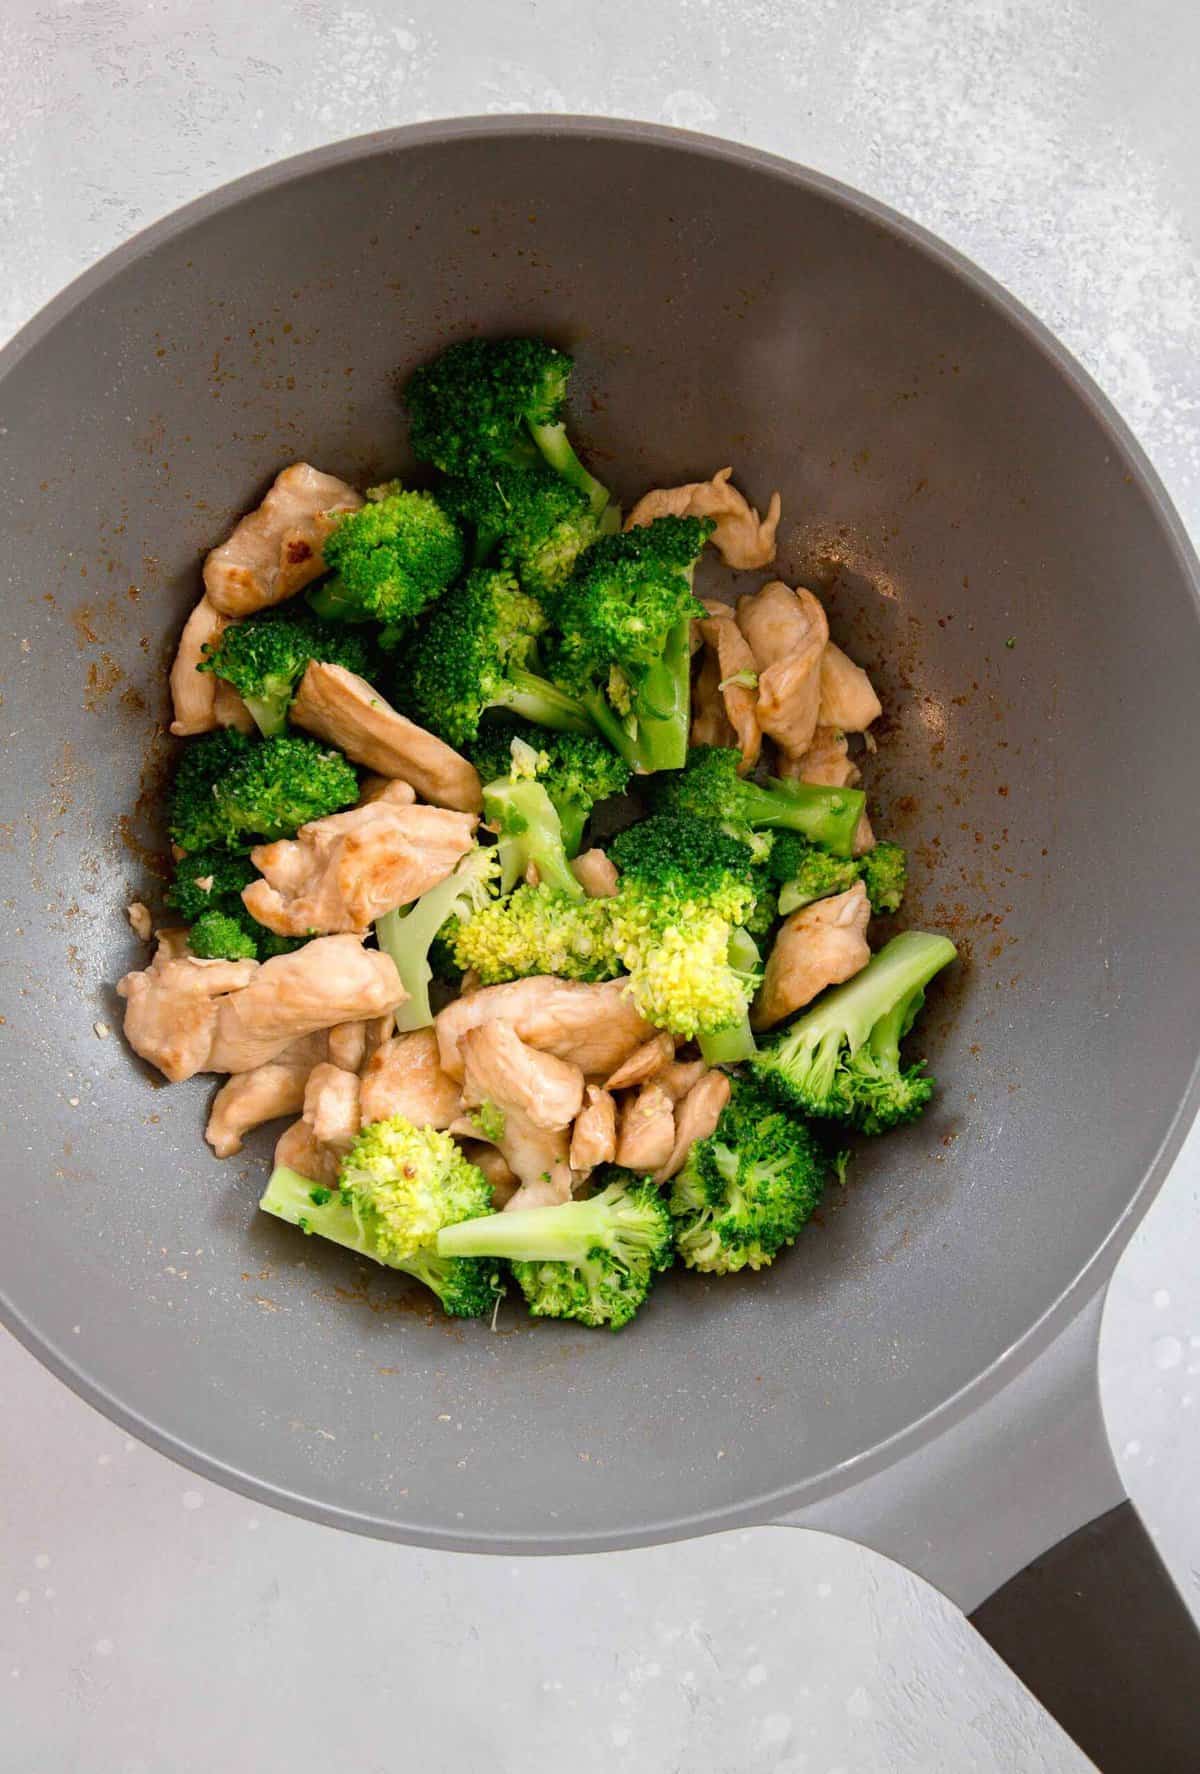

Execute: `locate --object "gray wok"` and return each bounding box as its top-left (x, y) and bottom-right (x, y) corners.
top-left (2, 123), bottom-right (1198, 1651)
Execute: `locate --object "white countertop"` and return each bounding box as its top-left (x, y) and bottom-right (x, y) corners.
top-left (4, 3), bottom-right (1199, 1768)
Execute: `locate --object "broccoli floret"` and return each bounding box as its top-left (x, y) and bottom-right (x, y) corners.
top-left (169, 730), bottom-right (358, 851)
top-left (668, 1078), bottom-right (827, 1272)
top-left (437, 1172), bottom-right (673, 1329)
top-left (753, 931), bottom-right (957, 1134)
top-left (308, 483), bottom-right (465, 640)
top-left (259, 1118), bottom-right (501, 1318)
top-left (167, 728), bottom-right (256, 852)
top-left (483, 771), bottom-right (585, 900)
top-left (450, 882), bottom-right (618, 985)
top-left (859, 841), bottom-right (907, 915)
top-left (188, 909), bottom-right (259, 961)
top-left (547, 517), bottom-right (710, 775)
top-left (374, 847), bottom-right (499, 1032)
top-left (468, 722), bottom-right (631, 857)
top-left (406, 337), bottom-right (610, 516)
top-left (167, 848), bottom-right (256, 923)
top-left (406, 567), bottom-right (592, 749)
top-left (198, 605), bottom-right (375, 737)
top-left (652, 747), bottom-right (865, 858)
top-left (442, 463), bottom-right (600, 596)
top-left (769, 832), bottom-right (908, 916)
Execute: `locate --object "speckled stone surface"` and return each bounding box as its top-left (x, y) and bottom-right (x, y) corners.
top-left (2, 3), bottom-right (1198, 1769)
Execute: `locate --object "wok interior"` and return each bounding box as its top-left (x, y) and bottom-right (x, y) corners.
top-left (1, 125), bottom-right (1197, 1547)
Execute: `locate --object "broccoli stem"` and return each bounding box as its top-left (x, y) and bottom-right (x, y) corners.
top-left (773, 932), bottom-right (957, 1070)
top-left (526, 419), bottom-right (610, 517)
top-left (484, 778), bottom-right (584, 899)
top-left (439, 1195), bottom-right (627, 1262)
top-left (740, 778), bottom-right (865, 858)
top-left (698, 926), bottom-right (760, 1066)
top-left (580, 615), bottom-right (693, 774)
top-left (376, 868), bottom-right (480, 1032)
top-left (556, 800), bottom-right (588, 860)
top-left (240, 689), bottom-right (291, 739)
top-left (489, 666), bottom-right (597, 736)
top-left (306, 579), bottom-right (369, 622)
top-left (261, 1167), bottom-right (369, 1253)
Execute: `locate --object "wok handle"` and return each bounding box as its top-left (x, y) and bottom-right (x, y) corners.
top-left (970, 1499), bottom-right (1200, 1773)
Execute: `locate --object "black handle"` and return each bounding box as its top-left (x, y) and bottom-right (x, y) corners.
top-left (970, 1501), bottom-right (1200, 1772)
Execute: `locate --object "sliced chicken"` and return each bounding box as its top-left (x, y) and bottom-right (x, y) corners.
top-left (357, 773), bottom-right (417, 808)
top-left (736, 580), bottom-right (829, 760)
top-left (690, 645), bottom-right (738, 752)
top-left (169, 596), bottom-right (228, 736)
top-left (214, 678), bottom-right (255, 733)
top-left (208, 934), bottom-right (403, 1074)
top-left (693, 601), bottom-right (762, 772)
top-left (126, 901), bottom-right (153, 942)
top-left (653, 1070), bottom-right (731, 1184)
top-left (291, 663), bottom-right (481, 814)
top-left (204, 1031), bottom-right (330, 1158)
top-left (273, 1117), bottom-right (343, 1188)
top-left (604, 1032), bottom-right (675, 1092)
top-left (243, 801), bottom-right (477, 937)
top-left (436, 976), bottom-right (654, 1083)
top-left (614, 1082), bottom-right (676, 1173)
top-left (571, 847), bottom-right (619, 898)
top-left (326, 1013), bottom-right (393, 1074)
top-left (454, 1137), bottom-right (519, 1210)
top-left (626, 467), bottom-right (781, 570)
top-left (569, 1084), bottom-right (618, 1171)
top-left (203, 464), bottom-right (363, 618)
top-left (657, 1058), bottom-right (711, 1103)
top-left (818, 642), bottom-right (882, 733)
top-left (117, 937), bottom-right (258, 1083)
top-left (752, 882), bottom-right (871, 1030)
top-left (458, 1021), bottom-right (584, 1210)
top-left (359, 1028), bottom-right (462, 1130)
top-left (303, 1063), bottom-right (362, 1151)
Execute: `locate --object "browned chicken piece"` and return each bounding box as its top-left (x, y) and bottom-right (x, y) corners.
top-left (243, 801), bottom-right (477, 937)
top-left (203, 464), bottom-right (363, 618)
top-left (208, 935), bottom-right (403, 1074)
top-left (693, 601), bottom-right (762, 773)
top-left (737, 579), bottom-right (830, 759)
top-left (326, 1013), bottom-right (393, 1074)
top-left (571, 847), bottom-right (619, 898)
top-left (569, 1084), bottom-right (618, 1171)
top-left (690, 644), bottom-right (738, 752)
top-left (291, 662), bottom-right (482, 814)
top-left (214, 678), bottom-right (256, 733)
top-left (752, 882), bottom-right (871, 1030)
top-left (126, 901), bottom-right (153, 942)
top-left (359, 1028), bottom-right (462, 1129)
top-left (626, 467), bottom-right (781, 570)
top-left (458, 1021), bottom-right (583, 1210)
top-left (357, 773), bottom-right (416, 808)
top-left (204, 1030), bottom-right (331, 1158)
top-left (604, 1031), bottom-right (675, 1091)
top-left (117, 937), bottom-right (259, 1083)
top-left (653, 1070), bottom-right (731, 1184)
top-left (303, 1063), bottom-right (362, 1151)
top-left (273, 1116), bottom-right (343, 1188)
top-left (454, 1137), bottom-right (520, 1209)
top-left (169, 596), bottom-right (228, 736)
top-left (436, 976), bottom-right (654, 1083)
top-left (657, 1058), bottom-right (711, 1102)
top-left (852, 811), bottom-right (876, 857)
top-left (818, 641), bottom-right (882, 733)
top-left (614, 1081), bottom-right (676, 1172)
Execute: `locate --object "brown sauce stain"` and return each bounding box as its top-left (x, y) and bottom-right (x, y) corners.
top-left (84, 653), bottom-right (123, 710)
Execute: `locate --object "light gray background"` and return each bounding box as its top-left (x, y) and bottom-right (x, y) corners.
top-left (3, 3), bottom-right (1198, 1769)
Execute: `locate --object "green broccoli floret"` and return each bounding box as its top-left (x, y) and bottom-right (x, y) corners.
top-left (483, 770), bottom-right (585, 900)
top-left (441, 463), bottom-right (600, 596)
top-left (406, 567), bottom-right (592, 749)
top-left (169, 730), bottom-right (358, 851)
top-left (753, 931), bottom-right (957, 1134)
top-left (437, 1172), bottom-right (673, 1329)
top-left (547, 517), bottom-right (711, 775)
top-left (374, 847), bottom-right (500, 1032)
top-left (308, 483), bottom-right (465, 640)
top-left (406, 337), bottom-right (610, 516)
top-left (652, 747), bottom-right (865, 858)
top-left (259, 1118), bottom-right (501, 1318)
top-left (859, 841), bottom-right (907, 915)
top-left (188, 909), bottom-right (259, 961)
top-left (198, 605), bottom-right (375, 737)
top-left (668, 1078), bottom-right (826, 1273)
top-left (450, 882), bottom-right (618, 985)
top-left (769, 832), bottom-right (908, 916)
top-left (468, 722), bottom-right (631, 857)
top-left (167, 848), bottom-right (256, 923)
top-left (167, 728), bottom-right (256, 852)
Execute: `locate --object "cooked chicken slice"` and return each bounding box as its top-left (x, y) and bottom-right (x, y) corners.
top-left (326, 1013), bottom-right (393, 1074)
top-left (818, 642), bottom-right (882, 733)
top-left (737, 580), bottom-right (829, 760)
top-left (303, 1063), bottom-right (362, 1151)
top-left (208, 934), bottom-right (402, 1074)
top-left (243, 801), bottom-right (476, 937)
top-left (117, 937), bottom-right (259, 1083)
top-left (436, 977), bottom-right (654, 1083)
top-left (273, 1116), bottom-right (343, 1188)
top-left (752, 882), bottom-right (871, 1030)
top-left (604, 1032), bottom-right (675, 1092)
top-left (291, 663), bottom-right (482, 814)
top-left (615, 1082), bottom-right (676, 1173)
top-left (694, 601), bottom-right (762, 772)
top-left (454, 1137), bottom-right (519, 1209)
top-left (690, 644), bottom-right (738, 751)
top-left (571, 847), bottom-right (619, 898)
top-left (569, 1084), bottom-right (618, 1171)
top-left (203, 464), bottom-right (362, 618)
top-left (852, 811), bottom-right (876, 857)
top-left (359, 1028), bottom-right (462, 1129)
top-left (657, 1058), bottom-right (711, 1102)
top-left (169, 596), bottom-right (228, 736)
top-left (626, 467), bottom-right (781, 570)
top-left (214, 678), bottom-right (256, 733)
top-left (653, 1070), bottom-right (731, 1184)
top-left (458, 1021), bottom-right (583, 1210)
top-left (204, 1031), bottom-right (330, 1158)
top-left (357, 773), bottom-right (416, 808)
top-left (126, 901), bottom-right (153, 941)
top-left (778, 724), bottom-right (861, 787)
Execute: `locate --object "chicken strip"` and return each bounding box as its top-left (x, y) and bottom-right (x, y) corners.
top-left (751, 882), bottom-right (871, 1030)
top-left (818, 641), bottom-right (882, 733)
top-left (118, 938), bottom-right (259, 1083)
top-left (657, 1058), bottom-right (710, 1103)
top-left (359, 1028), bottom-right (462, 1130)
top-left (303, 1063), bottom-right (362, 1151)
top-left (571, 847), bottom-right (619, 898)
top-left (615, 1082), bottom-right (676, 1172)
top-left (652, 1070), bottom-right (731, 1184)
top-left (208, 935), bottom-right (403, 1074)
top-left (204, 1030), bottom-right (330, 1158)
top-left (243, 800), bottom-right (476, 937)
top-left (326, 1013), bottom-right (393, 1074)
top-left (454, 1137), bottom-right (519, 1209)
top-left (626, 467), bottom-right (781, 570)
top-left (273, 1117), bottom-right (343, 1188)
top-left (291, 662), bottom-right (482, 814)
top-left (169, 596), bottom-right (227, 736)
top-left (736, 580), bottom-right (829, 760)
top-left (693, 601), bottom-right (762, 773)
top-left (569, 1084), bottom-right (618, 1171)
top-left (203, 463), bottom-right (362, 617)
top-left (690, 645), bottom-right (737, 752)
top-left (458, 1021), bottom-right (583, 1210)
top-left (357, 774), bottom-right (417, 808)
top-left (604, 1032), bottom-right (675, 1092)
top-left (436, 976), bottom-right (654, 1083)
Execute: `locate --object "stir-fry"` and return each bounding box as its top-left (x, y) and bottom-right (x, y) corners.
top-left (117, 338), bottom-right (957, 1331)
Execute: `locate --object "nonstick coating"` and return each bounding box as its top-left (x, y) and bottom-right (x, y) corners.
top-left (1, 119), bottom-right (1198, 1552)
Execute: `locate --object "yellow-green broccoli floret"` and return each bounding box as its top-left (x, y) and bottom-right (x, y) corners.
top-left (450, 882), bottom-right (617, 985)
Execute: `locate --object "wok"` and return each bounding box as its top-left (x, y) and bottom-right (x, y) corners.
top-left (2, 119), bottom-right (1199, 1766)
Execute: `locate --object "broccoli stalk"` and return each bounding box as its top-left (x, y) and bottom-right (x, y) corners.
top-left (467, 723), bottom-right (631, 858)
top-left (375, 848), bottom-right (499, 1032)
top-left (308, 483), bottom-right (465, 640)
top-left (697, 927), bottom-right (760, 1067)
top-left (483, 775), bottom-right (584, 899)
top-left (198, 606), bottom-right (375, 737)
top-left (652, 747), bottom-right (865, 858)
top-left (753, 930), bottom-right (957, 1133)
top-left (437, 1173), bottom-right (673, 1329)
